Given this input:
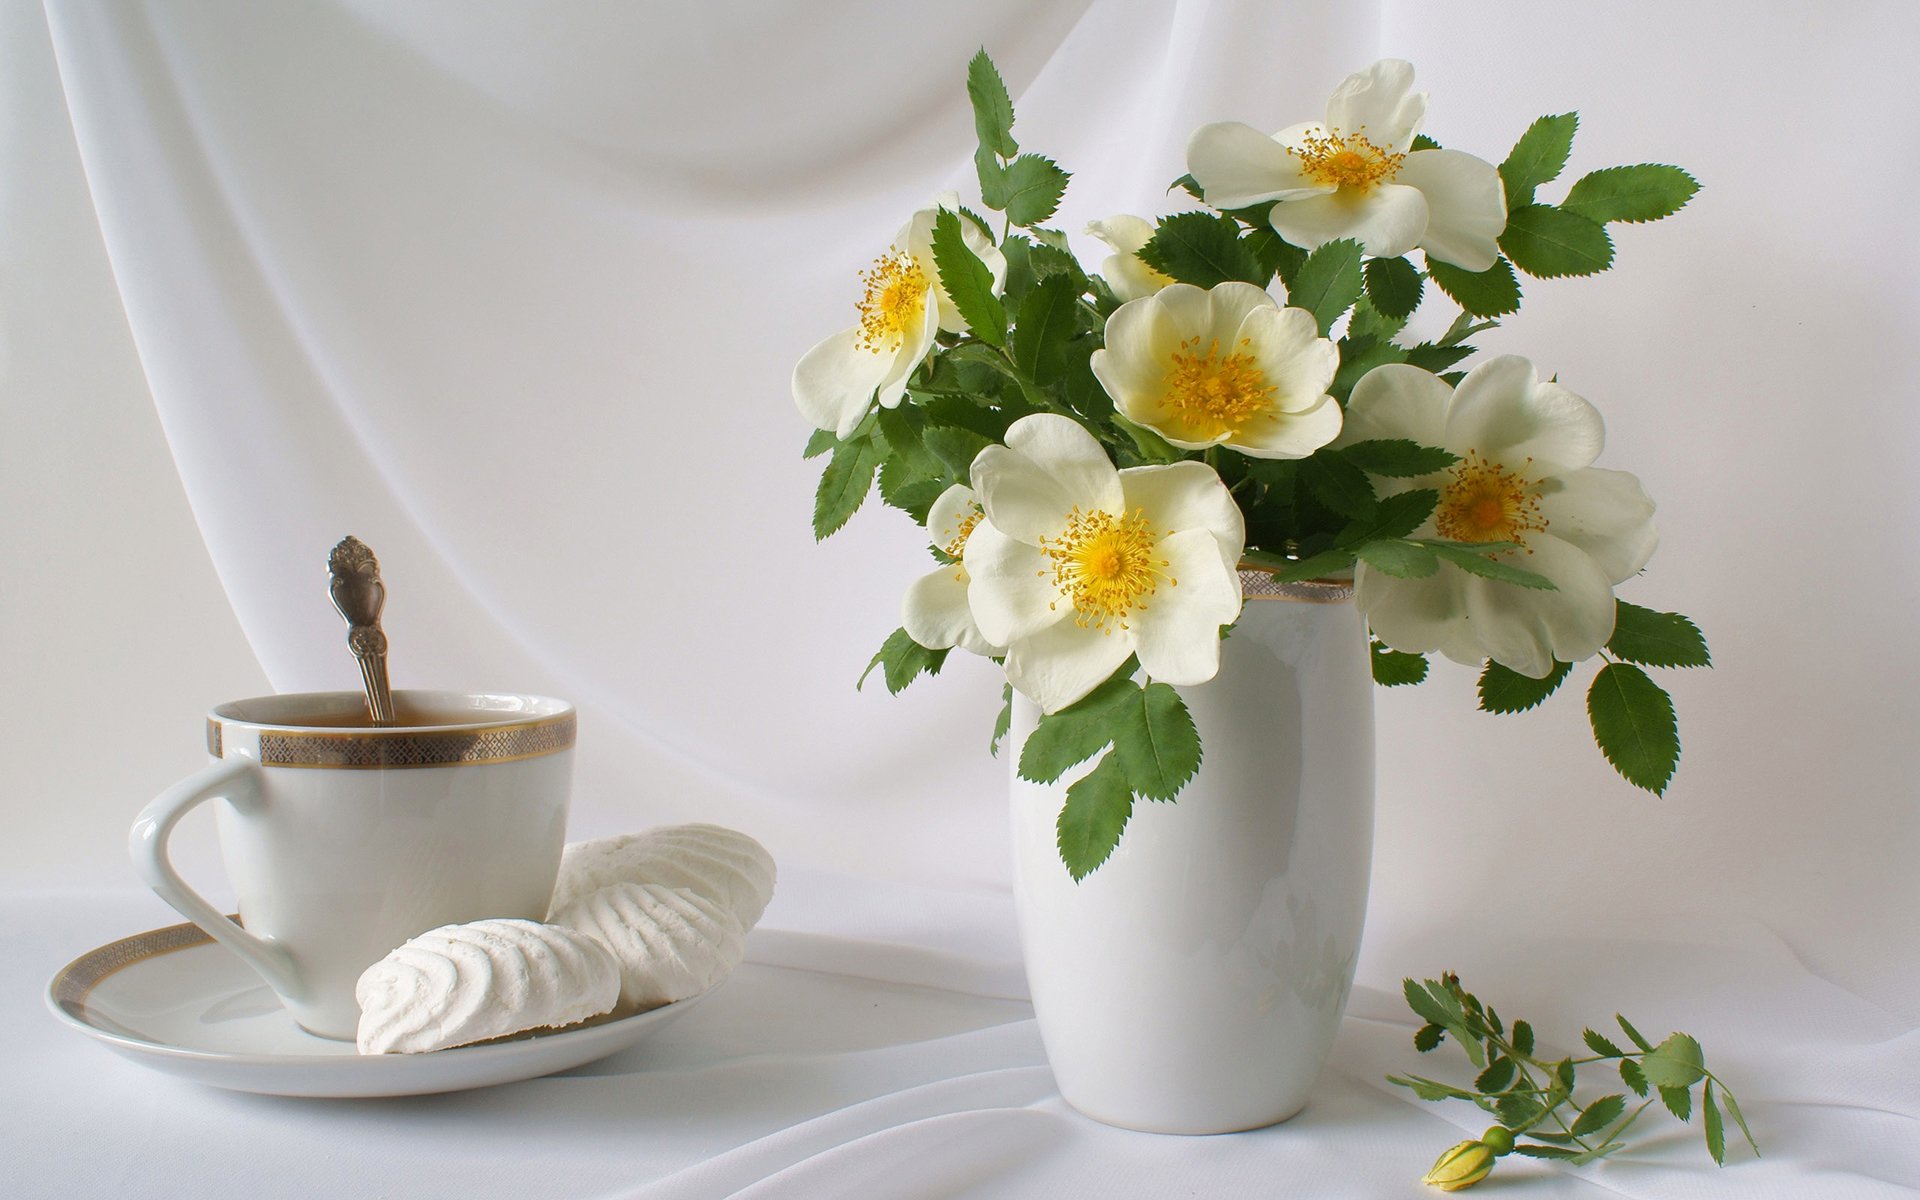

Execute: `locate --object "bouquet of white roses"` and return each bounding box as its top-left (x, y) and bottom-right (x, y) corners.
top-left (794, 53), bottom-right (1708, 880)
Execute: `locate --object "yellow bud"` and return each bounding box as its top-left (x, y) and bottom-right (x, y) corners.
top-left (1423, 1140), bottom-right (1497, 1192)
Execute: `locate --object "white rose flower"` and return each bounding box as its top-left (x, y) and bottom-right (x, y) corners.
top-left (901, 484), bottom-right (1003, 657)
top-left (1341, 356), bottom-right (1658, 677)
top-left (1186, 59), bottom-right (1506, 270)
top-left (1090, 281), bottom-right (1342, 459)
top-left (964, 414), bottom-right (1245, 713)
top-left (793, 198), bottom-right (1008, 438)
top-left (1085, 215), bottom-right (1174, 301)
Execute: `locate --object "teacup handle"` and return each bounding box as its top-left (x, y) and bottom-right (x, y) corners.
top-left (129, 757), bottom-right (302, 1000)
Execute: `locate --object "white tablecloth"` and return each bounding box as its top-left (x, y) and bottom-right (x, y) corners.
top-left (13, 872), bottom-right (1917, 1199)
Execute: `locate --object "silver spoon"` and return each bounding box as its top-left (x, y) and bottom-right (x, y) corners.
top-left (327, 535), bottom-right (396, 725)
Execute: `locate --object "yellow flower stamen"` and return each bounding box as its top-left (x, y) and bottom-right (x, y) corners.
top-left (855, 250), bottom-right (929, 353)
top-left (1434, 451), bottom-right (1546, 548)
top-left (1163, 336), bottom-right (1278, 441)
top-left (945, 506), bottom-right (983, 580)
top-left (1037, 507), bottom-right (1175, 633)
top-left (1290, 126), bottom-right (1405, 194)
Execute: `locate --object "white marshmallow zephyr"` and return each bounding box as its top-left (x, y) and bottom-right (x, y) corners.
top-left (355, 918), bottom-right (620, 1054)
top-left (551, 882), bottom-right (746, 1010)
top-left (548, 824), bottom-right (776, 928)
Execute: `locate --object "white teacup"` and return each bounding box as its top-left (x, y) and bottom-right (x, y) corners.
top-left (130, 690), bottom-right (575, 1040)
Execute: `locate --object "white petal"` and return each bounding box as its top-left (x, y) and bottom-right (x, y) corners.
top-left (1089, 216), bottom-right (1172, 301)
top-left (1267, 184), bottom-right (1427, 258)
top-left (1187, 121), bottom-right (1324, 210)
top-left (1087, 215), bottom-right (1154, 256)
top-left (792, 327), bottom-right (891, 438)
top-left (1130, 530), bottom-right (1242, 685)
top-left (1240, 305), bottom-right (1337, 408)
top-left (1538, 467), bottom-right (1658, 584)
top-left (962, 519), bottom-right (1064, 647)
top-left (1203, 281), bottom-right (1280, 340)
top-left (1005, 618), bottom-right (1136, 715)
top-left (1117, 462), bottom-right (1246, 567)
top-left (1399, 149), bottom-right (1506, 271)
top-left (904, 202), bottom-right (1007, 333)
top-left (1445, 356), bottom-right (1604, 473)
top-left (926, 483), bottom-right (978, 550)
top-left (876, 294), bottom-right (938, 410)
top-left (1355, 561), bottom-right (1466, 654)
top-left (972, 414), bottom-right (1125, 544)
top-left (1463, 535), bottom-right (1618, 676)
top-left (1228, 393), bottom-right (1344, 460)
top-left (1324, 59), bottom-right (1426, 153)
top-left (903, 568), bottom-right (1000, 657)
top-left (1339, 362), bottom-right (1451, 448)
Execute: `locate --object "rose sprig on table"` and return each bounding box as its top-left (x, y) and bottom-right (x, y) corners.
top-left (1393, 973), bottom-right (1758, 1190)
top-left (794, 51), bottom-right (1708, 880)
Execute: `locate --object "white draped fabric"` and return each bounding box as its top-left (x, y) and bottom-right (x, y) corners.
top-left (7, 0), bottom-right (1919, 1195)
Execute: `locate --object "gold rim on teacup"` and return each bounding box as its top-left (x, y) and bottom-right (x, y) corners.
top-left (206, 690), bottom-right (577, 770)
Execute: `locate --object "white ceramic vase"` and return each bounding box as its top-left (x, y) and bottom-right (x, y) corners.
top-left (1008, 574), bottom-right (1374, 1134)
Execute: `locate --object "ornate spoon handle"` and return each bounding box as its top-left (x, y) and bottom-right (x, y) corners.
top-left (327, 535), bottom-right (396, 725)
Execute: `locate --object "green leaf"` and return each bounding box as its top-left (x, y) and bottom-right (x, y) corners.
top-left (1640, 1033), bottom-right (1707, 1089)
top-left (1608, 600), bottom-right (1712, 668)
top-left (975, 145), bottom-right (1009, 210)
top-left (1620, 1058), bottom-right (1650, 1097)
top-left (1002, 154), bottom-right (1071, 228)
top-left (1475, 1057), bottom-right (1517, 1093)
top-left (1137, 212), bottom-right (1264, 287)
top-left (1345, 296), bottom-right (1407, 345)
top-left (1301, 452), bottom-right (1376, 518)
top-left (1722, 1088), bottom-right (1760, 1156)
top-left (857, 628), bottom-right (950, 695)
top-left (1271, 547), bottom-right (1355, 584)
top-left (1339, 439), bottom-right (1458, 478)
top-left (1013, 273), bottom-right (1082, 385)
top-left (875, 404), bottom-right (942, 477)
top-left (1288, 238), bottom-right (1365, 334)
top-left (1356, 539), bottom-right (1440, 579)
top-left (1660, 1084), bottom-right (1693, 1122)
top-left (1427, 256), bottom-right (1521, 317)
top-left (1362, 254), bottom-right (1423, 319)
top-left (1562, 164), bottom-right (1700, 225)
top-left (1339, 488), bottom-right (1437, 546)
top-left (1055, 750), bottom-right (1133, 881)
top-left (1411, 133), bottom-right (1442, 152)
top-left (1703, 1081), bottom-right (1727, 1164)
top-left (876, 459), bottom-right (944, 523)
top-left (1496, 1091), bottom-right (1547, 1130)
top-left (1617, 1013), bottom-right (1654, 1052)
top-left (1018, 673), bottom-right (1136, 784)
top-left (923, 425), bottom-right (993, 477)
top-left (1113, 681), bottom-right (1201, 801)
top-left (1478, 659), bottom-right (1573, 714)
top-left (813, 436), bottom-right (881, 539)
top-left (1244, 228), bottom-right (1306, 286)
top-left (1512, 1020), bottom-right (1535, 1057)
top-left (802, 428), bottom-right (837, 459)
top-left (1389, 1074), bottom-right (1477, 1103)
top-left (1402, 341), bottom-right (1475, 374)
top-left (1422, 541), bottom-right (1557, 589)
top-left (1499, 113), bottom-right (1578, 208)
top-left (1588, 664), bottom-right (1680, 794)
top-left (931, 209), bottom-right (1008, 347)
top-left (1569, 1142), bottom-right (1628, 1166)
top-left (965, 50), bottom-right (1018, 159)
top-left (1500, 204), bottom-right (1615, 279)
top-left (1371, 641), bottom-right (1429, 687)
top-left (1571, 1093), bottom-right (1626, 1137)
top-left (1583, 1028), bottom-right (1627, 1058)
top-left (1413, 1023), bottom-right (1445, 1052)
top-left (991, 683), bottom-right (1013, 756)
top-left (1402, 978), bottom-right (1453, 1028)
top-left (1513, 1144), bottom-right (1583, 1160)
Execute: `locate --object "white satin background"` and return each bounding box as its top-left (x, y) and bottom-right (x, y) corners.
top-left (5, 0), bottom-right (1919, 1196)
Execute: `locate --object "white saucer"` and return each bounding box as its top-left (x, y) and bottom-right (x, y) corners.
top-left (46, 918), bottom-right (712, 1098)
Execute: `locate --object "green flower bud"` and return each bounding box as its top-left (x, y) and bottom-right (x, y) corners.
top-left (1423, 1140), bottom-right (1497, 1192)
top-left (1480, 1125), bottom-right (1516, 1155)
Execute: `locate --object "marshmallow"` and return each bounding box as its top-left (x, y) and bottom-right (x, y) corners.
top-left (355, 918), bottom-right (619, 1054)
top-left (549, 824), bottom-right (775, 929)
top-left (551, 882), bottom-right (745, 1010)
